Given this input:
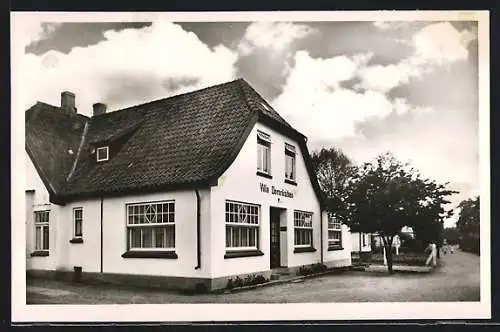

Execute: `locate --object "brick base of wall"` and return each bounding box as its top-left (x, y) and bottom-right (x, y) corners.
top-left (26, 269), bottom-right (274, 293)
top-left (27, 260), bottom-right (351, 293)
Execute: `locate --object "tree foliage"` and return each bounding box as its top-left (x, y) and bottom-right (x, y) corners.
top-left (443, 227), bottom-right (460, 245)
top-left (338, 152), bottom-right (458, 273)
top-left (456, 196), bottom-right (480, 253)
top-left (310, 147), bottom-right (357, 213)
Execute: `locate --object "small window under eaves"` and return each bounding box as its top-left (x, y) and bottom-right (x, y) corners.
top-left (96, 146), bottom-right (109, 162)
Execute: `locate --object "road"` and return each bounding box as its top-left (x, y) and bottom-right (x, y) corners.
top-left (26, 248), bottom-right (480, 304)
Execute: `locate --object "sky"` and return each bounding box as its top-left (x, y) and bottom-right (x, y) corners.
top-left (15, 15), bottom-right (480, 227)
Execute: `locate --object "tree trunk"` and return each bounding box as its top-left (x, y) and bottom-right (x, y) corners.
top-left (436, 244), bottom-right (441, 259)
top-left (382, 236), bottom-right (394, 274)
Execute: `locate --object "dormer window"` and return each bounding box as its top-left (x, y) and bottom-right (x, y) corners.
top-left (96, 146), bottom-right (109, 162)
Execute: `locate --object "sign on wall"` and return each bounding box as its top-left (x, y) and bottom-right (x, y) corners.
top-left (259, 183), bottom-right (294, 198)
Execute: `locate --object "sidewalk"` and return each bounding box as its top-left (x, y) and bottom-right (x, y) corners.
top-left (364, 264), bottom-right (434, 273)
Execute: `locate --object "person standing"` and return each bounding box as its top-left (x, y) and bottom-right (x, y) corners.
top-left (425, 243), bottom-right (437, 267)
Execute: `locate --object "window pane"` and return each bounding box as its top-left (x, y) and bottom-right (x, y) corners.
top-left (75, 219), bottom-right (82, 237)
top-left (130, 228), bottom-right (141, 248)
top-left (232, 227), bottom-right (240, 247)
top-left (242, 228), bottom-right (248, 246)
top-left (257, 145), bottom-right (262, 170)
top-left (155, 227), bottom-right (165, 248)
top-left (43, 226), bottom-right (49, 250)
top-left (142, 228), bottom-right (153, 248)
top-left (35, 226), bottom-right (41, 250)
top-left (263, 147), bottom-right (270, 172)
top-left (166, 226), bottom-right (175, 248)
top-left (226, 227), bottom-right (231, 247)
top-left (249, 228), bottom-right (256, 247)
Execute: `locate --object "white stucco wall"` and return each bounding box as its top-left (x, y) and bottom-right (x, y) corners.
top-left (210, 122), bottom-right (350, 278)
top-left (98, 189), bottom-right (212, 278)
top-left (25, 153), bottom-right (61, 271)
top-left (323, 211), bottom-right (352, 267)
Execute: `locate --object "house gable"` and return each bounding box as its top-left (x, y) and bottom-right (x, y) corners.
top-left (25, 79), bottom-right (324, 208)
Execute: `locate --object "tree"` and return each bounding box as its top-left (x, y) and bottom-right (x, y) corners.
top-left (311, 147), bottom-right (357, 218)
top-left (339, 152), bottom-right (458, 274)
top-left (456, 196), bottom-right (480, 254)
top-left (443, 227), bottom-right (460, 245)
top-left (311, 147), bottom-right (357, 199)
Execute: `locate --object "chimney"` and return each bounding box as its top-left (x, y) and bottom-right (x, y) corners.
top-left (93, 103), bottom-right (107, 117)
top-left (61, 91), bottom-right (76, 114)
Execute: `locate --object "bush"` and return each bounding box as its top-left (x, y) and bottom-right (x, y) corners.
top-left (226, 274), bottom-right (268, 290)
top-left (368, 252), bottom-right (428, 266)
top-left (298, 263), bottom-right (328, 276)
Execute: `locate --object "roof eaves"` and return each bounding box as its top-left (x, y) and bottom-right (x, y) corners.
top-left (25, 143), bottom-right (58, 198)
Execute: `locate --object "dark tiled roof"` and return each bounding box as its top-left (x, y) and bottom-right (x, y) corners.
top-left (25, 78), bottom-right (325, 206)
top-left (25, 102), bottom-right (88, 195)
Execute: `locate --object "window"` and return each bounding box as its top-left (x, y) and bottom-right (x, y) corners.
top-left (225, 201), bottom-right (260, 250)
top-left (96, 146), bottom-right (109, 162)
top-left (73, 208), bottom-right (83, 238)
top-left (362, 233), bottom-right (366, 247)
top-left (126, 201), bottom-right (175, 250)
top-left (34, 210), bottom-right (50, 251)
top-left (294, 210), bottom-right (313, 247)
top-left (257, 131), bottom-right (271, 175)
top-left (285, 143), bottom-right (296, 181)
top-left (328, 213), bottom-right (342, 249)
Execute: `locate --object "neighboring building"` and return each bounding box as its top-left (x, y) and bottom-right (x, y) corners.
top-left (25, 79), bottom-right (352, 291)
top-left (371, 227), bottom-right (415, 250)
top-left (350, 232), bottom-right (371, 253)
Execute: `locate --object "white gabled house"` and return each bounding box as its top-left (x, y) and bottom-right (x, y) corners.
top-left (25, 79), bottom-right (352, 291)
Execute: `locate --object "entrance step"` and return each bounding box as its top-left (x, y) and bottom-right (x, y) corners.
top-left (270, 274), bottom-right (281, 280)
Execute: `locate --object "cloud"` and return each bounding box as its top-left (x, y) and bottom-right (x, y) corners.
top-left (372, 21), bottom-right (417, 31)
top-left (18, 19), bottom-right (239, 116)
top-left (357, 22), bottom-right (477, 93)
top-left (271, 51), bottom-right (429, 141)
top-left (12, 16), bottom-right (61, 48)
top-left (237, 21), bottom-right (317, 56)
top-left (411, 22), bottom-right (476, 66)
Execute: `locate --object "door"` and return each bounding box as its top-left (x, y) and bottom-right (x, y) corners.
top-left (270, 208), bottom-right (281, 268)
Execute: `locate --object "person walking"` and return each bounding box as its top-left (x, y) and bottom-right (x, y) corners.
top-left (425, 243), bottom-right (437, 267)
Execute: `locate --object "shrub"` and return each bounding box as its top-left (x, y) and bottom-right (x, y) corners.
top-left (226, 274), bottom-right (268, 290)
top-left (298, 263), bottom-right (327, 276)
top-left (368, 252), bottom-right (428, 266)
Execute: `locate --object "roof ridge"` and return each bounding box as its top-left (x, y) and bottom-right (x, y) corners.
top-left (92, 78), bottom-right (244, 119)
top-left (66, 120), bottom-right (90, 182)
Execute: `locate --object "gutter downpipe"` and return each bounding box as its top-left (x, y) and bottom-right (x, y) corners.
top-left (194, 189), bottom-right (201, 270)
top-left (320, 210), bottom-right (324, 264)
top-left (100, 196), bottom-right (103, 273)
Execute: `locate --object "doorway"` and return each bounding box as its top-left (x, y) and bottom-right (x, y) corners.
top-left (269, 207), bottom-right (282, 268)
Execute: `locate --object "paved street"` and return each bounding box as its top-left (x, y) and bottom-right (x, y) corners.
top-left (26, 249), bottom-right (480, 304)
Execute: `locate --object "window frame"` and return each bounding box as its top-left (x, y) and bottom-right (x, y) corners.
top-left (293, 210), bottom-right (313, 248)
top-left (257, 130), bottom-right (272, 176)
top-left (327, 213), bottom-right (343, 250)
top-left (73, 207), bottom-right (83, 238)
top-left (284, 143), bottom-right (296, 182)
top-left (96, 146), bottom-right (109, 162)
top-left (225, 200), bottom-right (260, 251)
top-left (125, 200), bottom-right (176, 251)
top-left (34, 210), bottom-right (50, 251)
